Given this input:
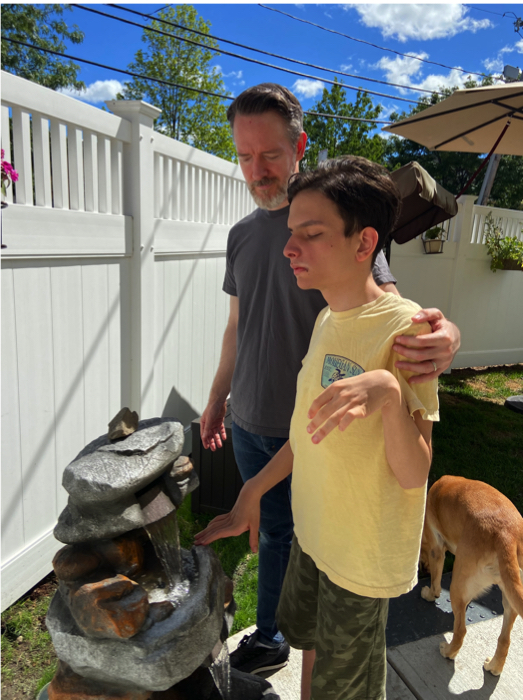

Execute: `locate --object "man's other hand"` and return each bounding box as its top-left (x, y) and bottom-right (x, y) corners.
top-left (393, 309), bottom-right (461, 385)
top-left (200, 400), bottom-right (228, 451)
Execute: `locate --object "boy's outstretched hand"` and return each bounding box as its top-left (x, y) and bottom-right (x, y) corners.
top-left (307, 369), bottom-right (400, 444)
top-left (194, 481), bottom-right (261, 553)
top-left (393, 309), bottom-right (460, 384)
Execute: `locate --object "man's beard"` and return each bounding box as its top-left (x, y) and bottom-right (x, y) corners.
top-left (248, 177), bottom-right (288, 210)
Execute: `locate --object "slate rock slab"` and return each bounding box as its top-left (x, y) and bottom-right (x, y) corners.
top-left (55, 419), bottom-right (185, 543)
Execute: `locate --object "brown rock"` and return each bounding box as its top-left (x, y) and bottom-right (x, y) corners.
top-left (94, 534), bottom-right (144, 577)
top-left (67, 575), bottom-right (149, 639)
top-left (53, 545), bottom-right (101, 581)
top-left (108, 408), bottom-right (139, 440)
top-left (48, 659), bottom-right (152, 700)
top-left (148, 601), bottom-right (174, 624)
top-left (170, 456), bottom-right (193, 478)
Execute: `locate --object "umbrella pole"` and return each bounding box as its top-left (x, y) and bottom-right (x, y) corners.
top-left (455, 119), bottom-right (511, 199)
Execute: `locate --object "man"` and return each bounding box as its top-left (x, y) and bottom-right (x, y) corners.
top-left (200, 84), bottom-right (460, 675)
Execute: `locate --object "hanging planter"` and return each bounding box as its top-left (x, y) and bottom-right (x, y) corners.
top-left (500, 258), bottom-right (522, 271)
top-left (422, 226), bottom-right (445, 254)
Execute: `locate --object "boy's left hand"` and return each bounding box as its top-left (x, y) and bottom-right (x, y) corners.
top-left (393, 309), bottom-right (460, 384)
top-left (307, 370), bottom-right (399, 444)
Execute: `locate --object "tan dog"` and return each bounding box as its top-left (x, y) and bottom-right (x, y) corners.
top-left (420, 475), bottom-right (523, 675)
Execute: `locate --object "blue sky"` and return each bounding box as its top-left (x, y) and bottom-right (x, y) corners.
top-left (60, 3), bottom-right (523, 129)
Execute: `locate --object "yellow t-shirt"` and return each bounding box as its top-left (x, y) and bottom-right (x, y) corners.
top-left (289, 293), bottom-right (440, 599)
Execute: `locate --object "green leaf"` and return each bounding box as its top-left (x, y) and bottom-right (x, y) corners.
top-left (302, 79), bottom-right (385, 169)
top-left (1, 4), bottom-right (85, 90)
top-left (121, 5), bottom-right (235, 161)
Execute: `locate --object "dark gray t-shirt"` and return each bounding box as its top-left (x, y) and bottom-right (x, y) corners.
top-left (223, 205), bottom-right (397, 438)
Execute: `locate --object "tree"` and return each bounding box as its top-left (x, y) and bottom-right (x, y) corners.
top-left (1, 4), bottom-right (84, 90)
top-left (302, 80), bottom-right (385, 170)
top-left (384, 78), bottom-right (523, 210)
top-left (121, 5), bottom-right (235, 162)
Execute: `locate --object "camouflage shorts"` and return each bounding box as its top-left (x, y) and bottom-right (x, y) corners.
top-left (276, 536), bottom-right (389, 700)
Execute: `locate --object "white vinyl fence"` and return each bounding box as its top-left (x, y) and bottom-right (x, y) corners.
top-left (389, 196), bottom-right (523, 369)
top-left (2, 72), bottom-right (523, 610)
top-left (1, 72), bottom-right (255, 610)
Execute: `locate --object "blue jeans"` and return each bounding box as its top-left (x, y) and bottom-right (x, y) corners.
top-left (231, 422), bottom-right (293, 645)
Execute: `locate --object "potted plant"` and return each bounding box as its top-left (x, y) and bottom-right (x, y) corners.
top-left (483, 212), bottom-right (523, 272)
top-left (422, 225), bottom-right (445, 254)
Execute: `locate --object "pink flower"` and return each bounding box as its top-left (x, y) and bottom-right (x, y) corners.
top-left (1, 150), bottom-right (19, 195)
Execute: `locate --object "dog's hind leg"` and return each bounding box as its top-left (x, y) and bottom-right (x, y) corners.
top-left (439, 553), bottom-right (475, 660)
top-left (421, 530), bottom-right (445, 602)
top-left (484, 592), bottom-right (517, 676)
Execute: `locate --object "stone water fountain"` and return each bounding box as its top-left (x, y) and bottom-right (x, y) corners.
top-left (42, 410), bottom-right (280, 700)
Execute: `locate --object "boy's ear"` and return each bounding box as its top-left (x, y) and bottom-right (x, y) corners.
top-left (355, 227), bottom-right (378, 262)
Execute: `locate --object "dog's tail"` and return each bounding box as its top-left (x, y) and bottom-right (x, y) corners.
top-left (498, 537), bottom-right (523, 618)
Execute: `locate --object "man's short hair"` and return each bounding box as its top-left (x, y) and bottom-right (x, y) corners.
top-left (227, 83), bottom-right (303, 147)
top-left (287, 156), bottom-right (401, 263)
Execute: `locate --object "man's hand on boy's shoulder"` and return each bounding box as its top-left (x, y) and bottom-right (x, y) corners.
top-left (393, 309), bottom-right (460, 385)
top-left (306, 369), bottom-right (401, 444)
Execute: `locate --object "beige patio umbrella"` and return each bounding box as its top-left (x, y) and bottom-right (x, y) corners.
top-left (383, 83), bottom-right (523, 156)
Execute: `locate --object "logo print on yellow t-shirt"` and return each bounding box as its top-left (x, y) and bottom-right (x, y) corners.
top-left (321, 354), bottom-right (365, 388)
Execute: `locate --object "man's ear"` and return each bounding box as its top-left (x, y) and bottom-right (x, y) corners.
top-left (296, 132), bottom-right (307, 162)
top-left (355, 227), bottom-right (378, 262)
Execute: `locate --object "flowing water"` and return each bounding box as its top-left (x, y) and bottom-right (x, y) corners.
top-left (209, 640), bottom-right (231, 700)
top-left (144, 509), bottom-right (183, 591)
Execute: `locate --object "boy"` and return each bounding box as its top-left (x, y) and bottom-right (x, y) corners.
top-left (195, 156), bottom-right (439, 700)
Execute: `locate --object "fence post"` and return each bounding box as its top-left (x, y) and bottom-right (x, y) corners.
top-left (446, 195), bottom-right (477, 362)
top-left (106, 100), bottom-right (162, 419)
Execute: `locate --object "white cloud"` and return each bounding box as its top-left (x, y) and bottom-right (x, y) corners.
top-left (483, 40), bottom-right (523, 75)
top-left (58, 80), bottom-right (124, 104)
top-left (413, 69), bottom-right (472, 92)
top-left (376, 54), bottom-right (473, 94)
top-left (347, 4), bottom-right (491, 43)
top-left (214, 65), bottom-right (243, 82)
top-left (224, 70), bottom-right (243, 80)
top-left (483, 57), bottom-right (504, 74)
top-left (376, 53), bottom-right (426, 84)
top-left (292, 79), bottom-right (325, 99)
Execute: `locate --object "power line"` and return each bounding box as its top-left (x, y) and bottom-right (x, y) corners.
top-left (108, 2), bottom-right (443, 96)
top-left (74, 4), bottom-right (418, 105)
top-left (259, 4), bottom-right (488, 79)
top-left (2, 38), bottom-right (395, 125)
top-left (3, 38), bottom-right (232, 99)
top-left (464, 5), bottom-right (510, 18)
top-left (305, 111), bottom-right (392, 125)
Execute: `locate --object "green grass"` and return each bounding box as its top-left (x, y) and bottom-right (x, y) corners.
top-left (1, 577), bottom-right (58, 700)
top-left (2, 364), bottom-right (522, 698)
top-left (431, 364), bottom-right (523, 511)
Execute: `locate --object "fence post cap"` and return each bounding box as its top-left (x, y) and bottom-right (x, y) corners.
top-left (106, 100), bottom-right (162, 121)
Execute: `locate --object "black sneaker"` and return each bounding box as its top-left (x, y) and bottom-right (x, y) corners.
top-left (229, 630), bottom-right (290, 674)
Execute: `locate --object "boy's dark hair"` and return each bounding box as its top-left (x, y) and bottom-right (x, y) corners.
top-left (227, 83), bottom-right (303, 147)
top-left (287, 156), bottom-right (401, 263)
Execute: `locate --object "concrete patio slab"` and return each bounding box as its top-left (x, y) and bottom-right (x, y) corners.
top-left (388, 615), bottom-right (523, 700)
top-left (227, 625), bottom-right (416, 699)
